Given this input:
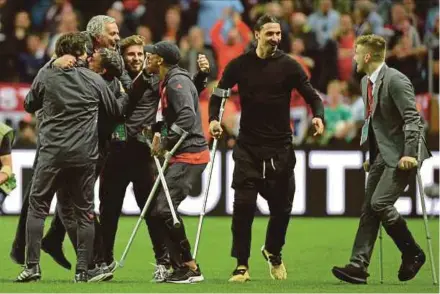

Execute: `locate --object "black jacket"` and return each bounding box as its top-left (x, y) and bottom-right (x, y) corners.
top-left (160, 66), bottom-right (207, 154)
top-left (24, 66), bottom-right (127, 166)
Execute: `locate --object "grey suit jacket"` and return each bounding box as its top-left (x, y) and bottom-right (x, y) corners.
top-left (361, 64), bottom-right (431, 167)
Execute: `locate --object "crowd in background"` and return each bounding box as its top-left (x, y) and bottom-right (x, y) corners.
top-left (1, 0), bottom-right (439, 149)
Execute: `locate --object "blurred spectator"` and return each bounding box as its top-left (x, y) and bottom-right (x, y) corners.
top-left (180, 26), bottom-right (217, 81)
top-left (333, 14), bottom-right (355, 81)
top-left (354, 0), bottom-right (385, 36)
top-left (47, 10), bottom-right (79, 56)
top-left (111, 0), bottom-right (146, 33)
top-left (387, 3), bottom-right (427, 93)
top-left (107, 7), bottom-right (132, 38)
top-left (308, 80), bottom-right (352, 145)
top-left (13, 11), bottom-right (31, 54)
top-left (210, 9), bottom-right (251, 80)
top-left (17, 33), bottom-right (47, 83)
top-left (162, 5), bottom-right (184, 44)
top-left (402, 0), bottom-right (423, 35)
top-left (136, 24), bottom-right (153, 45)
top-left (424, 16), bottom-right (439, 94)
top-left (289, 37), bottom-right (314, 75)
top-left (307, 0), bottom-right (340, 49)
top-left (345, 78), bottom-right (364, 137)
top-left (425, 0), bottom-right (439, 35)
top-left (196, 0), bottom-right (244, 46)
top-left (0, 0), bottom-right (19, 82)
top-left (44, 0), bottom-right (73, 35)
top-left (289, 13), bottom-right (319, 59)
top-left (14, 119), bottom-right (37, 149)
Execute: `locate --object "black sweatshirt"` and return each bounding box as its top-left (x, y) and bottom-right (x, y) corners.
top-left (209, 49), bottom-right (324, 147)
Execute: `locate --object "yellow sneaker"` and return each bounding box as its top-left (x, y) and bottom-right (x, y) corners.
top-left (228, 265), bottom-right (250, 282)
top-left (261, 246), bottom-right (287, 280)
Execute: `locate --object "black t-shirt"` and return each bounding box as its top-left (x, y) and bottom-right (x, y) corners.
top-left (0, 134), bottom-right (12, 156)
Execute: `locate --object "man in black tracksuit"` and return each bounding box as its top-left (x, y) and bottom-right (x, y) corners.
top-left (208, 15), bottom-right (325, 282)
top-left (15, 33), bottom-right (128, 283)
top-left (98, 35), bottom-right (210, 281)
top-left (145, 41), bottom-right (209, 284)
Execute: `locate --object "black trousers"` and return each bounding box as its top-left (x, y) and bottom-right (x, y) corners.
top-left (350, 153), bottom-right (420, 269)
top-left (26, 161), bottom-right (96, 272)
top-left (149, 161), bottom-right (207, 263)
top-left (230, 141), bottom-right (296, 264)
top-left (99, 139), bottom-right (160, 264)
top-left (13, 155), bottom-right (105, 265)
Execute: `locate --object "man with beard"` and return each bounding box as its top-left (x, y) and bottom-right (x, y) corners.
top-left (15, 32), bottom-right (127, 283)
top-left (209, 14), bottom-right (325, 282)
top-left (98, 35), bottom-right (211, 282)
top-left (10, 15), bottom-right (125, 271)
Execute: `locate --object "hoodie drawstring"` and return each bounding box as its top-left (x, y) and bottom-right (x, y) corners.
top-left (262, 158), bottom-right (277, 179)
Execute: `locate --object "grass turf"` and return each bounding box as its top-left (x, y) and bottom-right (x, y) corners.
top-left (0, 216), bottom-right (438, 293)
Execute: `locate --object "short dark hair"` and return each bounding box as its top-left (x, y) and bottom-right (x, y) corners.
top-left (253, 14), bottom-right (280, 32)
top-left (98, 48), bottom-right (124, 78)
top-left (55, 32), bottom-right (87, 58)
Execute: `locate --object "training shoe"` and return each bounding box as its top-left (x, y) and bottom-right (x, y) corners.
top-left (74, 271), bottom-right (88, 283)
top-left (87, 265), bottom-right (108, 282)
top-left (398, 250), bottom-right (426, 281)
top-left (332, 264), bottom-right (369, 284)
top-left (152, 264), bottom-right (173, 283)
top-left (228, 266), bottom-right (250, 282)
top-left (41, 237), bottom-right (71, 270)
top-left (166, 264), bottom-right (204, 284)
top-left (100, 261), bottom-right (118, 282)
top-left (261, 246), bottom-right (287, 280)
top-left (15, 264), bottom-right (41, 283)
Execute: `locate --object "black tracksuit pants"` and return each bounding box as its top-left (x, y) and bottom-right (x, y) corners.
top-left (26, 161), bottom-right (96, 272)
top-left (230, 141), bottom-right (296, 266)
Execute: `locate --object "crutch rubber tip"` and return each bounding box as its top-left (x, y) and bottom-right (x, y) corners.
top-left (173, 222), bottom-right (181, 228)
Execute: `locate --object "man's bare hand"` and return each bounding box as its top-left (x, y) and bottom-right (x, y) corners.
top-left (53, 54), bottom-right (76, 69)
top-left (151, 133), bottom-right (161, 156)
top-left (209, 120), bottom-right (223, 139)
top-left (398, 156), bottom-right (418, 170)
top-left (197, 54), bottom-right (210, 73)
top-left (312, 117), bottom-right (324, 136)
top-left (363, 160), bottom-right (370, 172)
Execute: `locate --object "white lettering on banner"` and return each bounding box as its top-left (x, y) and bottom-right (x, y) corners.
top-left (225, 150), bottom-right (306, 215)
top-left (4, 150), bottom-right (438, 216)
top-left (309, 151), bottom-right (363, 215)
top-left (0, 87), bottom-right (18, 110)
top-left (416, 152), bottom-right (440, 215)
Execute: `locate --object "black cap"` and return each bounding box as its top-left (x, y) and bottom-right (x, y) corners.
top-left (144, 41), bottom-right (181, 65)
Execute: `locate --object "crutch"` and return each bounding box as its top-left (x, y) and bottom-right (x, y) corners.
top-left (145, 138), bottom-right (180, 228)
top-left (415, 132), bottom-right (438, 285)
top-left (118, 125), bottom-right (188, 268)
top-left (378, 223), bottom-right (384, 284)
top-left (193, 87), bottom-right (230, 260)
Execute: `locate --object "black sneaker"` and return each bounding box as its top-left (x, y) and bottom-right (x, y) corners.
top-left (74, 271), bottom-right (88, 283)
top-left (15, 264), bottom-right (41, 283)
top-left (166, 264), bottom-right (204, 284)
top-left (100, 261), bottom-right (118, 282)
top-left (398, 250), bottom-right (426, 281)
top-left (152, 264), bottom-right (173, 283)
top-left (87, 265), bottom-right (107, 282)
top-left (41, 237), bottom-right (71, 270)
top-left (332, 264), bottom-right (369, 284)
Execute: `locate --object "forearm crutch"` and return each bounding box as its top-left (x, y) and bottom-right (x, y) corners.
top-left (193, 87), bottom-right (230, 260)
top-left (146, 139), bottom-right (180, 228)
top-left (415, 132), bottom-right (438, 285)
top-left (378, 223), bottom-right (384, 284)
top-left (118, 125), bottom-right (188, 268)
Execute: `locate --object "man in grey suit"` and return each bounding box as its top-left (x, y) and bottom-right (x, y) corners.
top-left (332, 34), bottom-right (431, 284)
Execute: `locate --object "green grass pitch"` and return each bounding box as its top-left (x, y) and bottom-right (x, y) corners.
top-left (0, 216), bottom-right (438, 293)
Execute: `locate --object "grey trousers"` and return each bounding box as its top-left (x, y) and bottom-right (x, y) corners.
top-left (26, 161), bottom-right (95, 272)
top-left (350, 153), bottom-right (413, 269)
